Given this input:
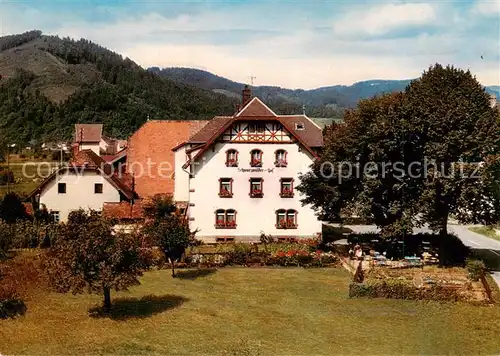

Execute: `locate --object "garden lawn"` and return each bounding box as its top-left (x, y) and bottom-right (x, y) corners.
top-left (0, 161), bottom-right (56, 197)
top-left (2, 268), bottom-right (500, 355)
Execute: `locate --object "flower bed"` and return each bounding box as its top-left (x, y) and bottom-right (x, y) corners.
top-left (183, 241), bottom-right (339, 268)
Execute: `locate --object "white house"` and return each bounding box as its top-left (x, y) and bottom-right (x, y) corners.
top-left (173, 87), bottom-right (324, 242)
top-left (28, 150), bottom-right (135, 222)
top-left (74, 124), bottom-right (103, 156)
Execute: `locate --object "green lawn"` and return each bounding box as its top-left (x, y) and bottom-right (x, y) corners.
top-left (1, 268), bottom-right (500, 355)
top-left (470, 226), bottom-right (500, 242)
top-left (0, 161), bottom-right (57, 197)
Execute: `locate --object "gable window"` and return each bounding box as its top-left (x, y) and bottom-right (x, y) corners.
top-left (215, 209), bottom-right (237, 229)
top-left (249, 178), bottom-right (263, 198)
top-left (58, 183), bottom-right (66, 194)
top-left (295, 122), bottom-right (305, 130)
top-left (94, 183), bottom-right (103, 194)
top-left (50, 211), bottom-right (60, 223)
top-left (219, 178), bottom-right (233, 198)
top-left (276, 209), bottom-right (297, 229)
top-left (275, 149), bottom-right (288, 167)
top-left (226, 149), bottom-right (238, 167)
top-left (280, 178), bottom-right (294, 198)
top-left (250, 149), bottom-right (263, 167)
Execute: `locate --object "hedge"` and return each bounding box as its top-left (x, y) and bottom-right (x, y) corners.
top-left (349, 280), bottom-right (466, 302)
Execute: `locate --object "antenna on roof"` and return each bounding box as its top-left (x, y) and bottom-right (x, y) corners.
top-left (249, 75), bottom-right (256, 86)
top-left (302, 104), bottom-right (306, 116)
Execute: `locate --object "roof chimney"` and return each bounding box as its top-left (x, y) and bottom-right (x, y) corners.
top-left (242, 85), bottom-right (252, 107)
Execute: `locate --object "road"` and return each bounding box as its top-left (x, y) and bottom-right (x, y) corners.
top-left (333, 223), bottom-right (500, 286)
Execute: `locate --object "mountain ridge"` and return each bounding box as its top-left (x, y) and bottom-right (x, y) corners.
top-left (150, 67), bottom-right (500, 108)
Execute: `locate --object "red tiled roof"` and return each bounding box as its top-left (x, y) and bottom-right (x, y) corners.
top-left (235, 97), bottom-right (278, 117)
top-left (102, 201), bottom-right (144, 220)
top-left (279, 115), bottom-right (324, 147)
top-left (127, 120), bottom-right (209, 198)
top-left (27, 150), bottom-right (135, 200)
top-left (186, 116), bottom-right (233, 143)
top-left (74, 124), bottom-right (103, 143)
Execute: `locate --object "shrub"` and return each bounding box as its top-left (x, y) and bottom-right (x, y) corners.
top-left (0, 299), bottom-right (26, 319)
top-left (466, 259), bottom-right (486, 281)
top-left (349, 280), bottom-right (465, 302)
top-left (0, 170), bottom-right (14, 186)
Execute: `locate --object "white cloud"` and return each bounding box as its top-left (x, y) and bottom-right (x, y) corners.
top-left (333, 3), bottom-right (436, 37)
top-left (0, 1), bottom-right (499, 88)
top-left (472, 0), bottom-right (500, 16)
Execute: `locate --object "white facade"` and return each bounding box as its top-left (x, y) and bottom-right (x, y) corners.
top-left (39, 170), bottom-right (121, 222)
top-left (181, 118), bottom-right (322, 241)
top-left (80, 143), bottom-right (100, 156)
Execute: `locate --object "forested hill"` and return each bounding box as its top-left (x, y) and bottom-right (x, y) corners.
top-left (151, 67), bottom-right (500, 109)
top-left (0, 31), bottom-right (237, 145)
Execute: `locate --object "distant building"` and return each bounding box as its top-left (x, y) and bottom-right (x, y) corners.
top-left (27, 150), bottom-right (135, 222)
top-left (74, 124), bottom-right (103, 156)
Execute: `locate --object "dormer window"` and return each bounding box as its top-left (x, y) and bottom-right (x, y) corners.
top-left (275, 149), bottom-right (287, 167)
top-left (226, 149), bottom-right (238, 167)
top-left (295, 122), bottom-right (305, 130)
top-left (250, 149), bottom-right (263, 167)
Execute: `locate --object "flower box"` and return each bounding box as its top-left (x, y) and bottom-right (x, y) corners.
top-left (226, 159), bottom-right (238, 167)
top-left (275, 160), bottom-right (287, 167)
top-left (277, 219), bottom-right (297, 229)
top-left (250, 159), bottom-right (262, 167)
top-left (250, 189), bottom-right (263, 198)
top-left (280, 189), bottom-right (294, 198)
top-left (219, 189), bottom-right (233, 198)
top-left (215, 220), bottom-right (237, 229)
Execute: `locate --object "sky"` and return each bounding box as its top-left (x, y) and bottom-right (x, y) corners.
top-left (0, 0), bottom-right (499, 89)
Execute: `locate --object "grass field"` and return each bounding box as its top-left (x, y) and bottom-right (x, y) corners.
top-left (1, 267), bottom-right (500, 355)
top-left (0, 160), bottom-right (57, 197)
top-left (470, 226), bottom-right (500, 242)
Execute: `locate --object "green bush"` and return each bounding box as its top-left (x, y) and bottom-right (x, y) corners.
top-left (0, 299), bottom-right (27, 319)
top-left (349, 280), bottom-right (465, 302)
top-left (466, 259), bottom-right (486, 281)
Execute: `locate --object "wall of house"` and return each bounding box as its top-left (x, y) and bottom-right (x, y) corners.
top-left (174, 145), bottom-right (191, 203)
top-left (39, 170), bottom-right (121, 222)
top-left (80, 143), bottom-right (100, 156)
top-left (188, 142), bottom-right (322, 240)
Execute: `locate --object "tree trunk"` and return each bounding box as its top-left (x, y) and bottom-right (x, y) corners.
top-left (438, 211), bottom-right (449, 267)
top-left (103, 287), bottom-right (111, 312)
top-left (169, 257), bottom-right (175, 278)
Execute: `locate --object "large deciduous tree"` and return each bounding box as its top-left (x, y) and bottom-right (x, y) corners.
top-left (298, 93), bottom-right (421, 236)
top-left (404, 64), bottom-right (500, 235)
top-left (299, 64), bottom-right (500, 241)
top-left (44, 209), bottom-right (150, 312)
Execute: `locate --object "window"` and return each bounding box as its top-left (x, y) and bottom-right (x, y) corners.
top-left (276, 209), bottom-right (297, 229)
top-left (280, 178), bottom-right (294, 198)
top-left (50, 211), bottom-right (60, 223)
top-left (248, 123), bottom-right (264, 134)
top-left (249, 178), bottom-right (263, 198)
top-left (94, 183), bottom-right (103, 194)
top-left (275, 149), bottom-right (288, 167)
top-left (215, 209), bottom-right (237, 228)
top-left (250, 149), bottom-right (263, 167)
top-left (58, 183), bottom-right (66, 194)
top-left (295, 122), bottom-right (305, 130)
top-left (219, 178), bottom-right (233, 198)
top-left (226, 149), bottom-right (238, 167)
